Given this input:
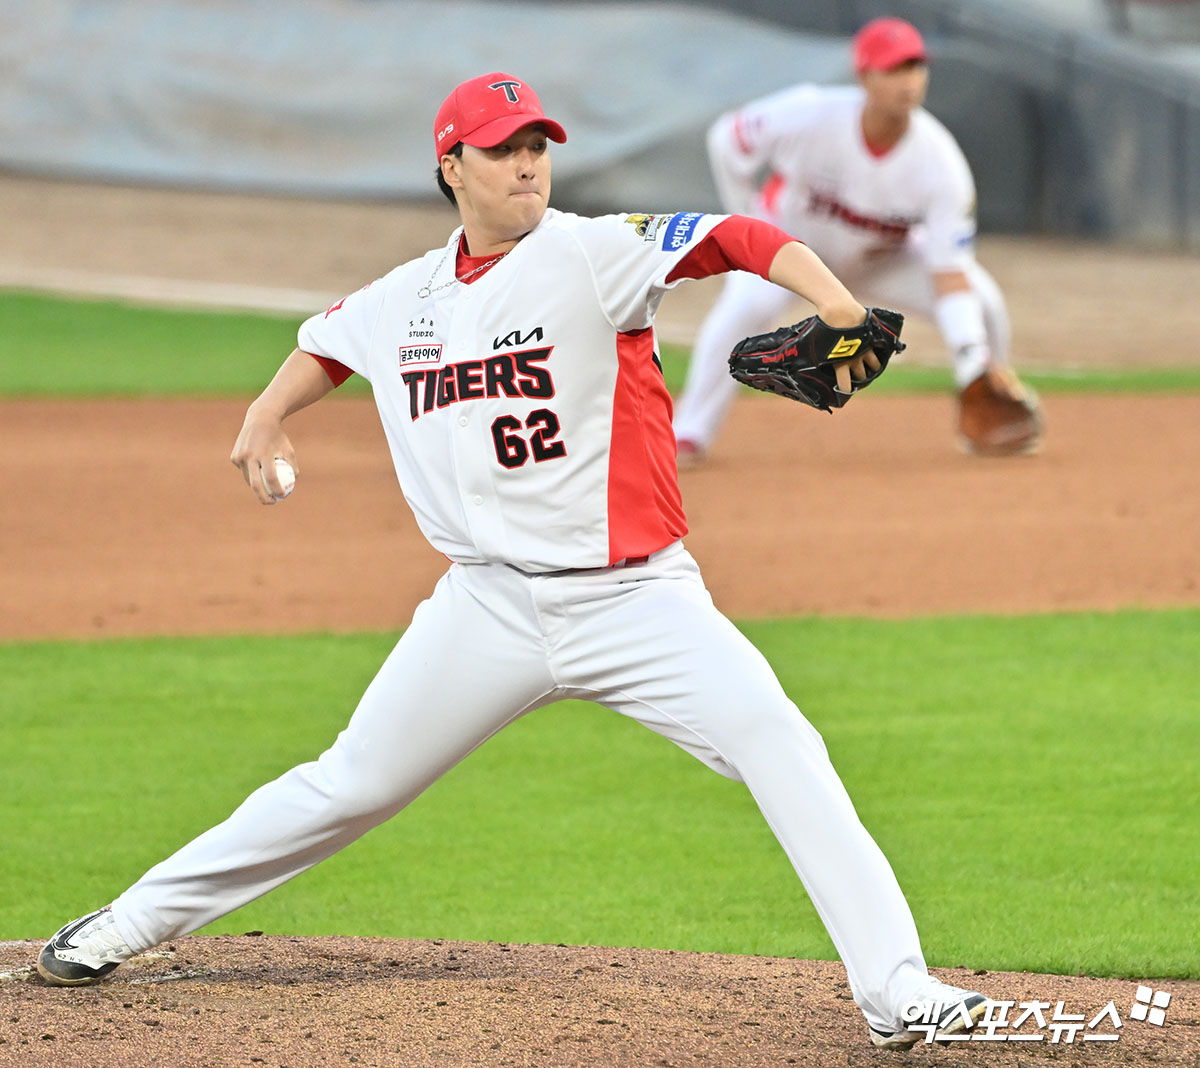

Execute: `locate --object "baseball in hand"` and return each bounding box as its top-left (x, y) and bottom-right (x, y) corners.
top-left (263, 457), bottom-right (296, 501)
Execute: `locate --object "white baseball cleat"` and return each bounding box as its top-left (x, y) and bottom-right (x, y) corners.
top-left (38, 905), bottom-right (135, 986)
top-left (868, 977), bottom-right (989, 1049)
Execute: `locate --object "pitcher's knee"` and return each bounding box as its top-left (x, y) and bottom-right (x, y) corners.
top-left (724, 697), bottom-right (830, 766)
top-left (296, 755), bottom-right (411, 825)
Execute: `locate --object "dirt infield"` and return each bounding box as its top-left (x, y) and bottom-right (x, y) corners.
top-left (2, 176), bottom-right (1198, 1065)
top-left (2, 391), bottom-right (1199, 640)
top-left (2, 938), bottom-right (1197, 1068)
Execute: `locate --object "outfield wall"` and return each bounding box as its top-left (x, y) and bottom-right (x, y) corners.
top-left (1, 0), bottom-right (1198, 248)
top-left (0, 1), bottom-right (847, 214)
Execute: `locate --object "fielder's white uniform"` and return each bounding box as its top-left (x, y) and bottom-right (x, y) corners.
top-left (110, 207), bottom-right (932, 1032)
top-left (673, 84), bottom-right (1011, 450)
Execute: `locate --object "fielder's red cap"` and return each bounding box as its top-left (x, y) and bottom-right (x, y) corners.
top-left (852, 17), bottom-right (927, 74)
top-left (434, 72), bottom-right (567, 160)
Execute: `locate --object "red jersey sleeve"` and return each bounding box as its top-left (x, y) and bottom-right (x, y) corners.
top-left (306, 351), bottom-right (355, 387)
top-left (664, 215), bottom-right (796, 284)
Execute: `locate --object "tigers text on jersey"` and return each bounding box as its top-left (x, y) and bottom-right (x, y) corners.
top-left (298, 208), bottom-right (728, 572)
top-left (711, 84), bottom-right (977, 272)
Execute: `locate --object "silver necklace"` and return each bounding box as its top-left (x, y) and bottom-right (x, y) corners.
top-left (417, 244), bottom-right (508, 299)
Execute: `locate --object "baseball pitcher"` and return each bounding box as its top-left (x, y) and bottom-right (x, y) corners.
top-left (38, 70), bottom-right (987, 1050)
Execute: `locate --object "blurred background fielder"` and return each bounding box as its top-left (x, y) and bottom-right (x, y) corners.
top-left (672, 16), bottom-right (1044, 464)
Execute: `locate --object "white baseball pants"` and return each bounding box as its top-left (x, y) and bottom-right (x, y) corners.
top-left (672, 255), bottom-right (1010, 451)
top-left (113, 541), bottom-right (927, 1031)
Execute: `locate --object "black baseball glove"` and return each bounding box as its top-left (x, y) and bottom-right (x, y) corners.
top-left (727, 307), bottom-right (906, 412)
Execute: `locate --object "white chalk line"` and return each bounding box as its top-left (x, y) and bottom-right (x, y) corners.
top-left (0, 262), bottom-right (704, 344)
top-left (0, 262), bottom-right (338, 316)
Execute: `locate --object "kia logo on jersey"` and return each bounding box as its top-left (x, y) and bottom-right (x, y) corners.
top-left (493, 326), bottom-right (544, 350)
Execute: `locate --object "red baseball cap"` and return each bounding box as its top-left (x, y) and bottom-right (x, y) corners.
top-left (852, 17), bottom-right (927, 73)
top-left (434, 72), bottom-right (567, 160)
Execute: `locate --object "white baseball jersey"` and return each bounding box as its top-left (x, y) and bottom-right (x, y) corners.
top-left (672, 83), bottom-right (1012, 450)
top-left (710, 84), bottom-right (977, 274)
top-left (298, 208), bottom-right (729, 572)
top-left (108, 202), bottom-right (939, 1038)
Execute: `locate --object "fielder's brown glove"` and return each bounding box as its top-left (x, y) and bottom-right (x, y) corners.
top-left (728, 307), bottom-right (906, 412)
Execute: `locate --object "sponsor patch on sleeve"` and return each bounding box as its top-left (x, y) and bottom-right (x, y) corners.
top-left (623, 213), bottom-right (672, 243)
top-left (661, 212), bottom-right (706, 252)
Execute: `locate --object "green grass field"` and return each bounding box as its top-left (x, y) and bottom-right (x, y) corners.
top-left (2, 292), bottom-right (1197, 983)
top-left (4, 291), bottom-right (1200, 398)
top-left (2, 614), bottom-right (1196, 980)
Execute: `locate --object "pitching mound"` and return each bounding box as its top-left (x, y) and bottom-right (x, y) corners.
top-left (2, 936), bottom-right (1196, 1067)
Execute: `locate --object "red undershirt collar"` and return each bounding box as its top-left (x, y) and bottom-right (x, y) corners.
top-left (455, 234), bottom-right (505, 283)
